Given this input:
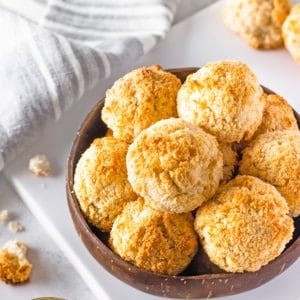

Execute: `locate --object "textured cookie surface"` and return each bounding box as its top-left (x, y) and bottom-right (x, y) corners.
top-left (101, 65), bottom-right (181, 143)
top-left (253, 93), bottom-right (298, 139)
top-left (109, 198), bottom-right (198, 275)
top-left (282, 4), bottom-right (300, 63)
top-left (74, 137), bottom-right (137, 232)
top-left (194, 175), bottom-right (294, 273)
top-left (126, 118), bottom-right (223, 213)
top-left (240, 130), bottom-right (300, 217)
top-left (177, 60), bottom-right (265, 143)
top-left (223, 0), bottom-right (291, 49)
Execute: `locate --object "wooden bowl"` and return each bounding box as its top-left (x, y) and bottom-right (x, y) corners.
top-left (66, 68), bottom-right (300, 299)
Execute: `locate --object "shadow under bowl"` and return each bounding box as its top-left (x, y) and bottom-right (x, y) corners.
top-left (66, 67), bottom-right (300, 299)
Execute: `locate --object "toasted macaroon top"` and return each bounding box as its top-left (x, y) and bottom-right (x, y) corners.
top-left (73, 137), bottom-right (137, 232)
top-left (253, 93), bottom-right (298, 139)
top-left (126, 118), bottom-right (223, 213)
top-left (101, 65), bottom-right (181, 143)
top-left (109, 198), bottom-right (198, 276)
top-left (239, 130), bottom-right (300, 217)
top-left (194, 175), bottom-right (294, 273)
top-left (177, 60), bottom-right (265, 143)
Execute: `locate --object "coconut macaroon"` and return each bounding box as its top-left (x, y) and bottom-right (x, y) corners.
top-left (177, 61), bottom-right (265, 143)
top-left (240, 130), bottom-right (300, 217)
top-left (253, 93), bottom-right (298, 139)
top-left (282, 4), bottom-right (300, 63)
top-left (73, 137), bottom-right (137, 232)
top-left (109, 198), bottom-right (198, 276)
top-left (194, 175), bottom-right (294, 273)
top-left (0, 241), bottom-right (32, 284)
top-left (223, 0), bottom-right (291, 49)
top-left (126, 118), bottom-right (223, 213)
top-left (101, 65), bottom-right (181, 144)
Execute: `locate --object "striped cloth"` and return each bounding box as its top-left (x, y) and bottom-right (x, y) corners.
top-left (0, 0), bottom-right (180, 171)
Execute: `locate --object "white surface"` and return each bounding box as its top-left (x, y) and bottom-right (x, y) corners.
top-left (0, 174), bottom-right (94, 300)
top-left (3, 1), bottom-right (300, 299)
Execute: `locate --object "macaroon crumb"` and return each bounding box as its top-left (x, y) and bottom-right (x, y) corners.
top-left (7, 221), bottom-right (23, 233)
top-left (0, 210), bottom-right (9, 223)
top-left (0, 240), bottom-right (32, 284)
top-left (28, 154), bottom-right (51, 177)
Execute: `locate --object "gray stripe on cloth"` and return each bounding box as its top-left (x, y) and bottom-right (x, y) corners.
top-left (42, 19), bottom-right (167, 41)
top-left (41, 1), bottom-right (174, 42)
top-left (100, 38), bottom-right (144, 76)
top-left (54, 0), bottom-right (179, 7)
top-left (0, 0), bottom-right (178, 170)
top-left (44, 6), bottom-right (173, 29)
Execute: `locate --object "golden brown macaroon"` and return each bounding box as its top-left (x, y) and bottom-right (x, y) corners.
top-left (219, 142), bottom-right (238, 183)
top-left (73, 137), bottom-right (137, 232)
top-left (239, 130), bottom-right (300, 217)
top-left (126, 118), bottom-right (223, 213)
top-left (109, 198), bottom-right (198, 275)
top-left (28, 154), bottom-right (51, 177)
top-left (0, 241), bottom-right (32, 284)
top-left (253, 93), bottom-right (298, 139)
top-left (177, 60), bottom-right (265, 143)
top-left (194, 175), bottom-right (294, 273)
top-left (282, 4), bottom-right (300, 63)
top-left (223, 0), bottom-right (291, 49)
top-left (101, 65), bottom-right (181, 144)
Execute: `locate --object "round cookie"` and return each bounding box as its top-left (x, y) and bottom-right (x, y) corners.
top-left (223, 0), bottom-right (291, 49)
top-left (239, 130), bottom-right (300, 217)
top-left (73, 137), bottom-right (137, 232)
top-left (109, 198), bottom-right (198, 276)
top-left (101, 65), bottom-right (181, 144)
top-left (253, 93), bottom-right (298, 139)
top-left (126, 118), bottom-right (223, 213)
top-left (282, 4), bottom-right (300, 63)
top-left (177, 60), bottom-right (265, 143)
top-left (194, 175), bottom-right (294, 273)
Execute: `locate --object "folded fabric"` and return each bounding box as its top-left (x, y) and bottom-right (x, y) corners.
top-left (0, 0), bottom-right (180, 171)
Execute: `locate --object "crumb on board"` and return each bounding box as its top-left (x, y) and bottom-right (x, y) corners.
top-left (28, 154), bottom-right (51, 177)
top-left (7, 221), bottom-right (23, 233)
top-left (0, 210), bottom-right (24, 233)
top-left (0, 240), bottom-right (32, 284)
top-left (0, 210), bottom-right (9, 223)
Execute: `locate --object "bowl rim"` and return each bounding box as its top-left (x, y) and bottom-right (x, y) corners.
top-left (66, 67), bottom-right (300, 299)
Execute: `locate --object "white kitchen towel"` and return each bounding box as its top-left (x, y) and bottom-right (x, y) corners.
top-left (0, 0), bottom-right (180, 171)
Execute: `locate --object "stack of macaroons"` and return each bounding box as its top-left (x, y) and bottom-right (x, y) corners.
top-left (73, 61), bottom-right (298, 276)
